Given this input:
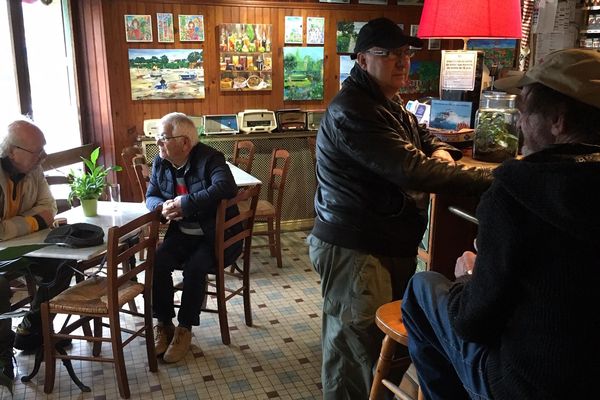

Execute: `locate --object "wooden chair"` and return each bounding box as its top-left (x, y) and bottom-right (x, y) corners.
top-left (132, 154), bottom-right (150, 199)
top-left (231, 140), bottom-right (256, 173)
top-left (197, 184), bottom-right (261, 345)
top-left (40, 209), bottom-right (161, 398)
top-left (120, 145), bottom-right (146, 202)
top-left (370, 300), bottom-right (423, 400)
top-left (240, 149), bottom-right (290, 268)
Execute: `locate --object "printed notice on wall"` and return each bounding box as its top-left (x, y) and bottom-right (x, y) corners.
top-left (440, 51), bottom-right (478, 91)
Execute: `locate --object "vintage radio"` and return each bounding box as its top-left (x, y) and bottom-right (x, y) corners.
top-left (237, 109), bottom-right (277, 134)
top-left (203, 114), bottom-right (239, 135)
top-left (188, 116), bottom-right (204, 136)
top-left (143, 119), bottom-right (161, 137)
top-left (306, 110), bottom-right (325, 131)
top-left (276, 109), bottom-right (307, 131)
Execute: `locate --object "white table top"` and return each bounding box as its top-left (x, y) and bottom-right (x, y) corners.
top-left (0, 201), bottom-right (148, 261)
top-left (227, 162), bottom-right (262, 187)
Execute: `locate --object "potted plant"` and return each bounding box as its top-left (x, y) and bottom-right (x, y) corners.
top-left (68, 147), bottom-right (122, 217)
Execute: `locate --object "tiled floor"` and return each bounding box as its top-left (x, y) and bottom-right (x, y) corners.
top-left (5, 231), bottom-right (324, 400)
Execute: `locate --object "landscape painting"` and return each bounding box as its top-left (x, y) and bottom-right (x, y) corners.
top-left (336, 21), bottom-right (366, 53)
top-left (398, 60), bottom-right (440, 95)
top-left (339, 55), bottom-right (354, 89)
top-left (128, 49), bottom-right (205, 100)
top-left (283, 47), bottom-right (324, 100)
top-left (467, 39), bottom-right (517, 70)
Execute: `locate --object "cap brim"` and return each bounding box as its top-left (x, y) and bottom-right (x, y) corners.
top-left (494, 72), bottom-right (536, 93)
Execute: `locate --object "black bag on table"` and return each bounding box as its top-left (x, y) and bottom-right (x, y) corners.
top-left (44, 223), bottom-right (104, 248)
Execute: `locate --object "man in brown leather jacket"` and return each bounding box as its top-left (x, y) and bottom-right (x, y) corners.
top-left (307, 18), bottom-right (493, 399)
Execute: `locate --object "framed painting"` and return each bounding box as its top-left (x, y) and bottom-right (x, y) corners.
top-left (157, 13), bottom-right (174, 43)
top-left (283, 47), bottom-right (324, 100)
top-left (307, 17), bottom-right (325, 45)
top-left (285, 16), bottom-right (303, 44)
top-left (339, 55), bottom-right (354, 89)
top-left (467, 39), bottom-right (518, 70)
top-left (336, 21), bottom-right (366, 53)
top-left (124, 14), bottom-right (152, 42)
top-left (218, 24), bottom-right (273, 91)
top-left (179, 15), bottom-right (205, 41)
top-left (410, 24), bottom-right (421, 49)
top-left (398, 60), bottom-right (440, 95)
top-left (128, 49), bottom-right (205, 100)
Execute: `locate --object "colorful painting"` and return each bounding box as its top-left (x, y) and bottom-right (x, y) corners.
top-left (339, 55), bottom-right (354, 89)
top-left (398, 60), bottom-right (441, 95)
top-left (285, 16), bottom-right (303, 44)
top-left (283, 47), bottom-right (324, 100)
top-left (124, 15), bottom-right (152, 42)
top-left (157, 13), bottom-right (174, 43)
top-left (429, 100), bottom-right (472, 130)
top-left (179, 15), bottom-right (204, 41)
top-left (307, 17), bottom-right (325, 45)
top-left (128, 49), bottom-right (204, 100)
top-left (467, 39), bottom-right (518, 70)
top-left (336, 21), bottom-right (366, 53)
top-left (219, 24), bottom-right (273, 91)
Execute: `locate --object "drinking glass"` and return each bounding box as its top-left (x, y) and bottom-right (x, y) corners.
top-left (109, 183), bottom-right (121, 211)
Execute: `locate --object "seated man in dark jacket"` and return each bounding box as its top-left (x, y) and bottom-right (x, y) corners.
top-left (308, 17), bottom-right (493, 399)
top-left (402, 48), bottom-right (600, 399)
top-left (146, 112), bottom-right (241, 364)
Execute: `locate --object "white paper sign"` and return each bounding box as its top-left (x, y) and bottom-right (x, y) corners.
top-left (440, 51), bottom-right (478, 91)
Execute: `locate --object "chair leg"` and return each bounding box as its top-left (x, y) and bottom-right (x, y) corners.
top-left (243, 263), bottom-right (252, 326)
top-left (109, 309), bottom-right (130, 399)
top-left (267, 218), bottom-right (276, 257)
top-left (144, 292), bottom-right (158, 372)
top-left (274, 217), bottom-right (282, 268)
top-left (370, 334), bottom-right (397, 400)
top-left (41, 302), bottom-right (56, 394)
top-left (215, 273), bottom-right (230, 345)
top-left (92, 317), bottom-right (102, 356)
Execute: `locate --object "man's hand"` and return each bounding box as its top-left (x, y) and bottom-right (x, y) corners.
top-left (432, 149), bottom-right (455, 164)
top-left (162, 196), bottom-right (183, 221)
top-left (455, 251), bottom-right (476, 278)
top-left (38, 209), bottom-right (55, 227)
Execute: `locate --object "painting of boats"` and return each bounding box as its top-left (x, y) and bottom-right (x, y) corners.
top-left (128, 49), bottom-right (205, 100)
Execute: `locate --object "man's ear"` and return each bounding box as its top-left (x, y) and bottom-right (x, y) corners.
top-left (356, 53), bottom-right (368, 70)
top-left (550, 107), bottom-right (566, 140)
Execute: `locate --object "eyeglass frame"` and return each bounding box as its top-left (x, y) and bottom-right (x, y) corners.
top-left (12, 144), bottom-right (46, 158)
top-left (364, 48), bottom-right (416, 59)
top-left (156, 133), bottom-right (186, 142)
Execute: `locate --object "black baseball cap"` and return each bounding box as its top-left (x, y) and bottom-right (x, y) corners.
top-left (350, 17), bottom-right (423, 60)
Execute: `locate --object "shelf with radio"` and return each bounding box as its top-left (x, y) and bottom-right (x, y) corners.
top-left (579, 4), bottom-right (600, 49)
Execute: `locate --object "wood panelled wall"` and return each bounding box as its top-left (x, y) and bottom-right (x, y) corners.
top-left (74, 0), bottom-right (456, 200)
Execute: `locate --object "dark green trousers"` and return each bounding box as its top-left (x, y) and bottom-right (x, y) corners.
top-left (307, 235), bottom-right (416, 400)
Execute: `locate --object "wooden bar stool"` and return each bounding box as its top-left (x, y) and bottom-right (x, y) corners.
top-left (370, 300), bottom-right (423, 400)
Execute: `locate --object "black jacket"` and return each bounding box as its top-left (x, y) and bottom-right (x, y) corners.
top-left (448, 144), bottom-right (600, 399)
top-left (312, 65), bottom-right (492, 257)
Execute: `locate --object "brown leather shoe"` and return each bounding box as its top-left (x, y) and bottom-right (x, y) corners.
top-left (163, 326), bottom-right (191, 363)
top-left (154, 325), bottom-right (175, 357)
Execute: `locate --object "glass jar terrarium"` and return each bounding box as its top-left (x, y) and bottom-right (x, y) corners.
top-left (472, 92), bottom-right (520, 163)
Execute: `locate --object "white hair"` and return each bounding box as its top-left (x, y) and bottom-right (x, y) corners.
top-left (159, 112), bottom-right (199, 145)
top-left (0, 117), bottom-right (42, 157)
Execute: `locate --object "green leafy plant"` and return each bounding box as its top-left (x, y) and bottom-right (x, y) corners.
top-left (68, 147), bottom-right (122, 204)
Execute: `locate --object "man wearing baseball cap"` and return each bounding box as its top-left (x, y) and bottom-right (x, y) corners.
top-left (402, 48), bottom-right (600, 399)
top-left (307, 17), bottom-right (493, 399)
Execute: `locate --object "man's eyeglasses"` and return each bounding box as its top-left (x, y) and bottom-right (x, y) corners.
top-left (365, 48), bottom-right (416, 60)
top-left (156, 133), bottom-right (185, 142)
top-left (13, 144), bottom-right (46, 158)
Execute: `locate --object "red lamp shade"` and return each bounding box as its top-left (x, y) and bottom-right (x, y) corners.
top-left (418, 0), bottom-right (522, 39)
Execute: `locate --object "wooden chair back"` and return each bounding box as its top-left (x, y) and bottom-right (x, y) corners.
top-left (120, 145), bottom-right (146, 201)
top-left (231, 140), bottom-right (256, 173)
top-left (266, 148), bottom-right (291, 219)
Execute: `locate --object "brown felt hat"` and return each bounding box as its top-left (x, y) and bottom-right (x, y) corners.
top-left (494, 48), bottom-right (600, 110)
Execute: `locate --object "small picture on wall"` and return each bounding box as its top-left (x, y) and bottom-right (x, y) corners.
top-left (307, 17), bottom-right (325, 45)
top-left (179, 15), bottom-right (205, 41)
top-left (285, 16), bottom-right (303, 44)
top-left (428, 39), bottom-right (441, 50)
top-left (336, 21), bottom-right (367, 53)
top-left (128, 48), bottom-right (204, 100)
top-left (397, 0), bottom-right (424, 5)
top-left (124, 14), bottom-right (152, 42)
top-left (157, 13), bottom-right (174, 43)
top-left (410, 24), bottom-right (421, 49)
top-left (339, 55), bottom-right (354, 89)
top-left (283, 47), bottom-right (324, 100)
top-left (358, 0), bottom-right (388, 4)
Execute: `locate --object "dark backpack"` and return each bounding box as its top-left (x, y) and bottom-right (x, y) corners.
top-left (44, 223), bottom-right (105, 248)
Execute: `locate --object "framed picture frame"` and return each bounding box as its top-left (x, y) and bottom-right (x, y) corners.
top-left (336, 21), bottom-right (367, 54)
top-left (157, 13), bottom-right (174, 43)
top-left (179, 15), bottom-right (205, 42)
top-left (410, 24), bottom-right (420, 49)
top-left (307, 17), bottom-right (325, 45)
top-left (428, 39), bottom-right (441, 50)
top-left (284, 16), bottom-right (303, 44)
top-left (283, 47), bottom-right (324, 100)
top-left (124, 14), bottom-right (152, 42)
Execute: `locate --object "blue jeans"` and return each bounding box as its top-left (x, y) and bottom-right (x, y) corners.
top-left (401, 272), bottom-right (493, 400)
